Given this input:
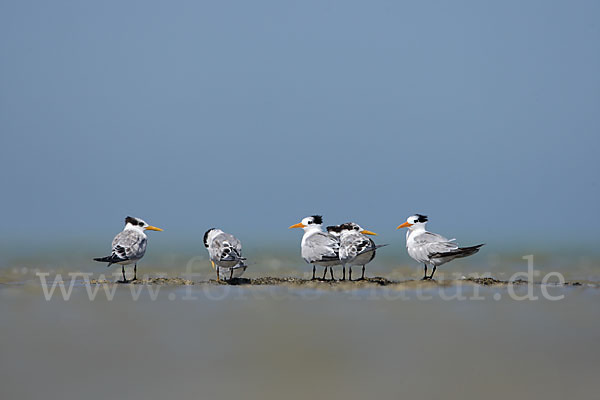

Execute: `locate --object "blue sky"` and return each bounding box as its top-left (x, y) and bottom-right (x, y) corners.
top-left (1, 0), bottom-right (598, 247)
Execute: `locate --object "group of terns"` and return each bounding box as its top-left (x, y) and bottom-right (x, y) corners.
top-left (94, 215), bottom-right (484, 283)
top-left (288, 216), bottom-right (384, 281)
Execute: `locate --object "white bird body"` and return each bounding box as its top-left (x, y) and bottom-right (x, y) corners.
top-left (405, 226), bottom-right (458, 267)
top-left (340, 232), bottom-right (377, 266)
top-left (110, 227), bottom-right (148, 265)
top-left (301, 227), bottom-right (340, 267)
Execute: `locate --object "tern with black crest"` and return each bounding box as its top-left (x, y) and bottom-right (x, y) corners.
top-left (397, 214), bottom-right (484, 280)
top-left (204, 228), bottom-right (247, 281)
top-left (328, 222), bottom-right (385, 280)
top-left (289, 215), bottom-right (341, 280)
top-left (93, 216), bottom-right (163, 283)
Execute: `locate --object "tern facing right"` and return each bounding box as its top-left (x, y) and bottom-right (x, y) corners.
top-left (94, 216), bottom-right (163, 283)
top-left (397, 214), bottom-right (484, 280)
top-left (204, 228), bottom-right (247, 281)
top-left (327, 223), bottom-right (383, 281)
top-left (289, 215), bottom-right (341, 280)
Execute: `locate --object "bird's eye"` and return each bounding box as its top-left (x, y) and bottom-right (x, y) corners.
top-left (308, 221), bottom-right (312, 224)
top-left (139, 222), bottom-right (144, 226)
top-left (354, 226), bottom-right (359, 230)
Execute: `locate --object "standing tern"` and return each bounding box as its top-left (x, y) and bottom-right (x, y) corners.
top-left (289, 215), bottom-right (341, 280)
top-left (94, 216), bottom-right (163, 283)
top-left (328, 222), bottom-right (385, 281)
top-left (397, 214), bottom-right (484, 280)
top-left (204, 228), bottom-right (247, 281)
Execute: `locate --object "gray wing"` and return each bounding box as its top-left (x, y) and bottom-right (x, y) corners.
top-left (210, 232), bottom-right (244, 261)
top-left (413, 231), bottom-right (459, 256)
top-left (303, 232), bottom-right (340, 263)
top-left (111, 230), bottom-right (147, 261)
top-left (340, 233), bottom-right (374, 261)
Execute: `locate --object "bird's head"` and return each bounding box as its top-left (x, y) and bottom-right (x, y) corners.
top-left (203, 228), bottom-right (223, 248)
top-left (289, 215), bottom-right (323, 231)
top-left (125, 216), bottom-right (163, 232)
top-left (337, 222), bottom-right (377, 236)
top-left (326, 224), bottom-right (343, 237)
top-left (397, 214), bottom-right (428, 230)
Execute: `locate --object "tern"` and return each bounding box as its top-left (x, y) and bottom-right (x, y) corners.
top-left (397, 214), bottom-right (484, 280)
top-left (204, 228), bottom-right (247, 281)
top-left (94, 216), bottom-right (163, 282)
top-left (327, 222), bottom-right (384, 281)
top-left (289, 215), bottom-right (340, 280)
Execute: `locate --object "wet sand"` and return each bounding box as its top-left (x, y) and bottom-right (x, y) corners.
top-left (86, 275), bottom-right (598, 289)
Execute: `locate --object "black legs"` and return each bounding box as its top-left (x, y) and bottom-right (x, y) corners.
top-left (429, 266), bottom-right (437, 280)
top-left (347, 265), bottom-right (366, 281)
top-left (118, 265), bottom-right (128, 283)
top-left (133, 264), bottom-right (137, 281)
top-left (421, 264), bottom-right (437, 280)
top-left (313, 266), bottom-right (348, 281)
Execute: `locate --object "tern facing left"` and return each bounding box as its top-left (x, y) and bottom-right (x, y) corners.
top-left (289, 215), bottom-right (341, 280)
top-left (94, 216), bottom-right (163, 283)
top-left (397, 214), bottom-right (484, 280)
top-left (204, 228), bottom-right (246, 281)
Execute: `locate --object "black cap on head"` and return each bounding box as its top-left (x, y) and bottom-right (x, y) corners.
top-left (125, 216), bottom-right (144, 226)
top-left (415, 214), bottom-right (428, 223)
top-left (311, 215), bottom-right (323, 225)
top-left (326, 225), bottom-right (342, 233)
top-left (339, 222), bottom-right (360, 231)
top-left (203, 228), bottom-right (215, 248)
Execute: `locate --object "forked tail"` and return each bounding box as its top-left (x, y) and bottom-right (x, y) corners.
top-left (439, 244), bottom-right (485, 259)
top-left (93, 254), bottom-right (125, 266)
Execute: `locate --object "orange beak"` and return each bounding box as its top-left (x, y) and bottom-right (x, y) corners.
top-left (361, 229), bottom-right (377, 236)
top-left (145, 225), bottom-right (163, 231)
top-left (289, 222), bottom-right (306, 229)
top-left (397, 222), bottom-right (413, 229)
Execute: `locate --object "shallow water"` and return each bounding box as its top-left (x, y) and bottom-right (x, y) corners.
top-left (1, 281), bottom-right (599, 400)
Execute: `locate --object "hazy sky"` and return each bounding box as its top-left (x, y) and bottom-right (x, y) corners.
top-left (1, 0), bottom-right (599, 246)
